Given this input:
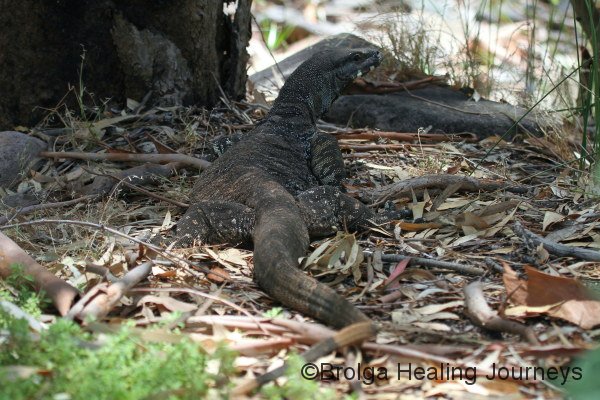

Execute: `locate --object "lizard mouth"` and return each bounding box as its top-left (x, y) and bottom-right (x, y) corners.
top-left (355, 51), bottom-right (383, 78)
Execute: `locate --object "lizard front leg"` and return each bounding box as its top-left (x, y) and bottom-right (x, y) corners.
top-left (298, 186), bottom-right (403, 237)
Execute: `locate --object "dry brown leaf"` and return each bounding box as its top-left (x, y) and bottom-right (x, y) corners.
top-left (542, 211), bottom-right (565, 231)
top-left (480, 135), bottom-right (509, 147)
top-left (477, 200), bottom-right (520, 217)
top-left (437, 198), bottom-right (471, 210)
top-left (218, 248), bottom-right (250, 267)
top-left (207, 267), bottom-right (230, 283)
top-left (160, 211), bottom-right (172, 230)
top-left (137, 295), bottom-right (197, 313)
top-left (396, 221), bottom-right (443, 231)
top-left (413, 321), bottom-right (452, 331)
top-left (382, 258), bottom-right (410, 290)
top-left (535, 243), bottom-right (550, 263)
top-left (445, 162), bottom-right (462, 174)
top-left (414, 300), bottom-right (464, 315)
top-left (451, 233), bottom-right (478, 247)
top-left (419, 312), bottom-right (460, 322)
top-left (455, 211), bottom-right (490, 230)
top-left (503, 265), bottom-right (600, 329)
top-left (154, 270), bottom-right (177, 279)
top-left (411, 201), bottom-right (425, 219)
top-left (483, 203), bottom-right (519, 238)
top-left (204, 247), bottom-right (247, 271)
top-left (305, 232), bottom-right (363, 276)
top-left (503, 303), bottom-right (560, 317)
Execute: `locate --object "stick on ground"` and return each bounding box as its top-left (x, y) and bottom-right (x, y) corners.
top-left (513, 221), bottom-right (600, 262)
top-left (463, 281), bottom-right (539, 345)
top-left (364, 174), bottom-right (529, 205)
top-left (0, 232), bottom-right (80, 315)
top-left (40, 151), bottom-right (211, 170)
top-left (379, 253), bottom-right (486, 276)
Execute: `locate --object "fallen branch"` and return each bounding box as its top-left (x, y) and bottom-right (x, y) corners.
top-left (79, 162), bottom-right (182, 197)
top-left (335, 130), bottom-right (478, 143)
top-left (339, 143), bottom-right (408, 151)
top-left (229, 338), bottom-right (295, 356)
top-left (67, 261), bottom-right (152, 321)
top-left (379, 253), bottom-right (485, 276)
top-left (513, 221), bottom-right (600, 262)
top-left (464, 281), bottom-right (539, 345)
top-left (232, 321), bottom-right (376, 396)
top-left (40, 151), bottom-right (211, 170)
top-left (134, 288), bottom-right (261, 327)
top-left (0, 232), bottom-right (79, 315)
top-left (364, 174), bottom-right (529, 205)
top-left (0, 195), bottom-right (96, 226)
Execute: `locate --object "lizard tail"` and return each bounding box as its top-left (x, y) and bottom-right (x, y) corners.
top-left (252, 183), bottom-right (370, 329)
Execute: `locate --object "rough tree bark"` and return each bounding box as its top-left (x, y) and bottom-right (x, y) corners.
top-left (0, 0), bottom-right (252, 129)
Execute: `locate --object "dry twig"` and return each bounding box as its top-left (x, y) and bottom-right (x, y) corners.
top-left (379, 253), bottom-right (485, 276)
top-left (40, 151), bottom-right (211, 170)
top-left (463, 281), bottom-right (539, 345)
top-left (67, 262), bottom-right (153, 321)
top-left (232, 321), bottom-right (376, 396)
top-left (334, 130), bottom-right (478, 143)
top-left (0, 195), bottom-right (96, 225)
top-left (513, 221), bottom-right (600, 262)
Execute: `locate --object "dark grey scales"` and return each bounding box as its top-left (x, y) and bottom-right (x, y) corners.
top-left (175, 48), bottom-right (397, 329)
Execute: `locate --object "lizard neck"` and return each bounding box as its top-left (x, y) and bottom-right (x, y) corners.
top-left (267, 70), bottom-right (338, 129)
top-left (260, 103), bottom-right (317, 154)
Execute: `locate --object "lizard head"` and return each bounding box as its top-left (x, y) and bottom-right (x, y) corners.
top-left (269, 47), bottom-right (383, 123)
top-left (330, 48), bottom-right (383, 88)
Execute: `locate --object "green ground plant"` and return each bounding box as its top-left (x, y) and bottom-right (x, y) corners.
top-left (0, 267), bottom-right (237, 400)
top-left (0, 264), bottom-right (49, 321)
top-left (0, 313), bottom-right (237, 400)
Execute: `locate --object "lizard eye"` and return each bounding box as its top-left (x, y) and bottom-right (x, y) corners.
top-left (352, 53), bottom-right (361, 61)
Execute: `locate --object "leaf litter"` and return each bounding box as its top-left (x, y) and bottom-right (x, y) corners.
top-left (1, 22), bottom-right (600, 400)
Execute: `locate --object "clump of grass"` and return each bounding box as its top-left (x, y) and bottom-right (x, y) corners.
top-left (0, 267), bottom-right (236, 400)
top-left (0, 314), bottom-right (236, 400)
top-left (0, 264), bottom-right (49, 321)
top-left (375, 11), bottom-right (446, 81)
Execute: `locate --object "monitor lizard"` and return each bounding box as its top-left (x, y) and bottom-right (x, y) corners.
top-left (174, 47), bottom-right (391, 330)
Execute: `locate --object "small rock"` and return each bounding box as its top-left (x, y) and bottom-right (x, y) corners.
top-left (0, 131), bottom-right (46, 189)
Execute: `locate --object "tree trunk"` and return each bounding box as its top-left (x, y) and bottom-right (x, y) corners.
top-left (0, 0), bottom-right (252, 129)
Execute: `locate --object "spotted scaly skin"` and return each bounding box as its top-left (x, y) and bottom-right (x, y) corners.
top-left (176, 48), bottom-right (383, 329)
